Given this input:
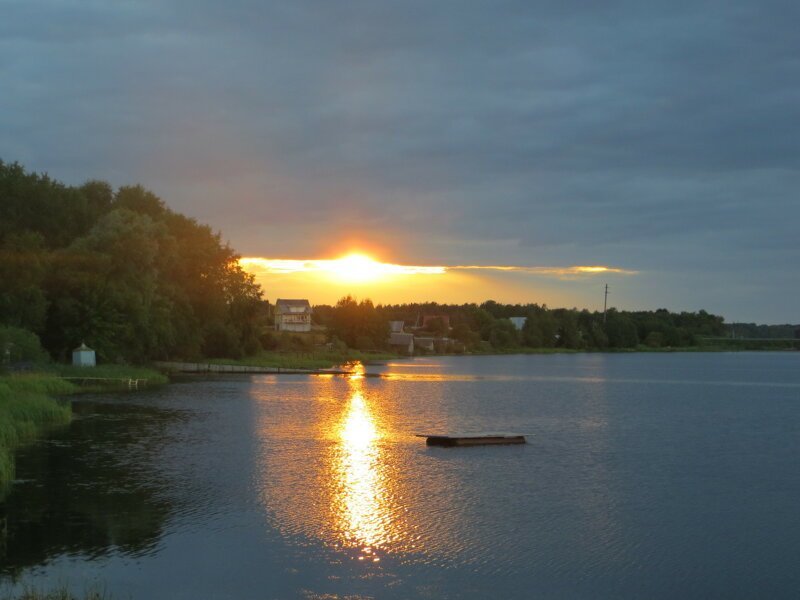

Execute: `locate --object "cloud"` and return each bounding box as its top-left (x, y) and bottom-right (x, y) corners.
top-left (1, 0), bottom-right (799, 320)
top-left (240, 255), bottom-right (636, 279)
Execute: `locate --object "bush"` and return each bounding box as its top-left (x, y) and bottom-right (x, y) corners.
top-left (259, 331), bottom-right (278, 350)
top-left (202, 323), bottom-right (242, 359)
top-left (0, 326), bottom-right (49, 364)
top-left (644, 331), bottom-right (664, 347)
top-left (354, 335), bottom-right (376, 351)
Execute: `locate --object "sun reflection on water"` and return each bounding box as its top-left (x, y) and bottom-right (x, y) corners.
top-left (333, 364), bottom-right (388, 561)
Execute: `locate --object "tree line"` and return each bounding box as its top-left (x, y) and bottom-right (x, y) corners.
top-left (0, 161), bottom-right (267, 363)
top-left (727, 323), bottom-right (800, 339)
top-left (315, 298), bottom-right (729, 353)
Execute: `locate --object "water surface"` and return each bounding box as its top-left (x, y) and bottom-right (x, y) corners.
top-left (2, 353), bottom-right (799, 598)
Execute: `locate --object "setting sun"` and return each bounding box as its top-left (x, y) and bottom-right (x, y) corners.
top-left (239, 254), bottom-right (447, 286)
top-left (325, 253), bottom-right (390, 283)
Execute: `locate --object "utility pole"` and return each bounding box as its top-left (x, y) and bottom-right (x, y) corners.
top-left (603, 284), bottom-right (609, 324)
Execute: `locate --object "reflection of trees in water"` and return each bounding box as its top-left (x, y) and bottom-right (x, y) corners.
top-left (0, 400), bottom-right (182, 576)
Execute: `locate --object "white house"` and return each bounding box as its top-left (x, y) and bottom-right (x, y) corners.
top-left (274, 299), bottom-right (312, 332)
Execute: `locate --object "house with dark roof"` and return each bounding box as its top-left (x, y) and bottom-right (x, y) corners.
top-left (274, 299), bottom-right (312, 332)
top-left (389, 332), bottom-right (414, 355)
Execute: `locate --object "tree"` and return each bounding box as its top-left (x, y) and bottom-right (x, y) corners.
top-left (328, 296), bottom-right (389, 350)
top-left (554, 309), bottom-right (582, 349)
top-left (423, 316), bottom-right (448, 336)
top-left (45, 209), bottom-right (171, 361)
top-left (451, 323), bottom-right (481, 349)
top-left (0, 232), bottom-right (49, 332)
top-left (521, 314), bottom-right (544, 347)
top-left (488, 319), bottom-right (519, 348)
top-left (605, 310), bottom-right (639, 348)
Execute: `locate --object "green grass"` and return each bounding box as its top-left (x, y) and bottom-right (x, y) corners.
top-left (696, 338), bottom-right (799, 351)
top-left (51, 364), bottom-right (169, 386)
top-left (0, 365), bottom-right (168, 496)
top-left (0, 374), bottom-right (74, 495)
top-left (0, 585), bottom-right (111, 600)
top-left (209, 349), bottom-right (397, 370)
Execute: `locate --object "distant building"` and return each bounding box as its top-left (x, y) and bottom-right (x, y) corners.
top-left (388, 332), bottom-right (414, 355)
top-left (274, 299), bottom-right (312, 332)
top-left (414, 336), bottom-right (436, 352)
top-left (389, 320), bottom-right (406, 333)
top-left (72, 343), bottom-right (96, 367)
top-left (509, 317), bottom-right (527, 331)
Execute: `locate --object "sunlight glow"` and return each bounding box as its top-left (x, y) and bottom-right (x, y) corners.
top-left (240, 256), bottom-right (636, 281)
top-left (240, 253), bottom-right (445, 284)
top-left (334, 363), bottom-right (389, 555)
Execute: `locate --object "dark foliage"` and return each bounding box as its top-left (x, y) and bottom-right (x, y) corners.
top-left (0, 161), bottom-right (266, 362)
top-left (312, 298), bottom-right (729, 352)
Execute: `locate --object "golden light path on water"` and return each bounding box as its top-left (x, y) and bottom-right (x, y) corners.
top-left (333, 364), bottom-right (387, 560)
top-left (253, 362), bottom-right (414, 566)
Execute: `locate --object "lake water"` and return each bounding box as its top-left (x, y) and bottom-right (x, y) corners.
top-left (2, 353), bottom-right (799, 599)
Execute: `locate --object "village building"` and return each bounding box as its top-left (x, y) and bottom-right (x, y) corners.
top-left (274, 299), bottom-right (312, 332)
top-left (414, 336), bottom-right (436, 352)
top-left (389, 320), bottom-right (405, 333)
top-left (509, 317), bottom-right (527, 331)
top-left (389, 332), bottom-right (415, 355)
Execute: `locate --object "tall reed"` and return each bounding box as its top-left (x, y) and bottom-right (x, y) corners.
top-left (0, 374), bottom-right (74, 493)
top-left (1, 584), bottom-right (110, 600)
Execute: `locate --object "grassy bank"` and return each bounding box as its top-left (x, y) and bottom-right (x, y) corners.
top-left (0, 374), bottom-right (74, 494)
top-left (696, 338), bottom-right (799, 351)
top-left (51, 364), bottom-right (169, 389)
top-left (210, 349), bottom-right (397, 371)
top-left (1, 585), bottom-right (110, 600)
top-left (0, 365), bottom-right (166, 494)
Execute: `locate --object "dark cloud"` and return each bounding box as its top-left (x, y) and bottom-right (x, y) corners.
top-left (2, 0), bottom-right (798, 321)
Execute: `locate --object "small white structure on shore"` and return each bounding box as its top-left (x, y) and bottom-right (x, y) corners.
top-left (72, 343), bottom-right (96, 367)
top-left (509, 317), bottom-right (527, 331)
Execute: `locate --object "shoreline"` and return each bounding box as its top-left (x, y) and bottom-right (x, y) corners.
top-left (0, 366), bottom-right (168, 495)
top-left (0, 374), bottom-right (73, 496)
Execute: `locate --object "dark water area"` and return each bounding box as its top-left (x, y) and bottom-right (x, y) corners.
top-left (1, 353), bottom-right (799, 599)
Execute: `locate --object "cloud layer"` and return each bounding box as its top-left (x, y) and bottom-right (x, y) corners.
top-left (2, 1), bottom-right (799, 320)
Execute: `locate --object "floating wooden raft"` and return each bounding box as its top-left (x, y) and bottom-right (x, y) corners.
top-left (417, 433), bottom-right (526, 447)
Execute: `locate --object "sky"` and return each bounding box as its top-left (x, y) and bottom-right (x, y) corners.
top-left (2, 1), bottom-right (798, 322)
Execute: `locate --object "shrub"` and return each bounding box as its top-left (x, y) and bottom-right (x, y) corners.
top-left (0, 326), bottom-right (49, 364)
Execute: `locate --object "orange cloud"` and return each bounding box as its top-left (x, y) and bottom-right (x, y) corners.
top-left (448, 265), bottom-right (638, 276)
top-left (240, 255), bottom-right (637, 281)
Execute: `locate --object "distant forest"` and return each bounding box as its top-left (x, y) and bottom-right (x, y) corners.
top-left (0, 161), bottom-right (267, 363)
top-left (726, 323), bottom-right (800, 339)
top-left (313, 298), bottom-right (732, 353)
